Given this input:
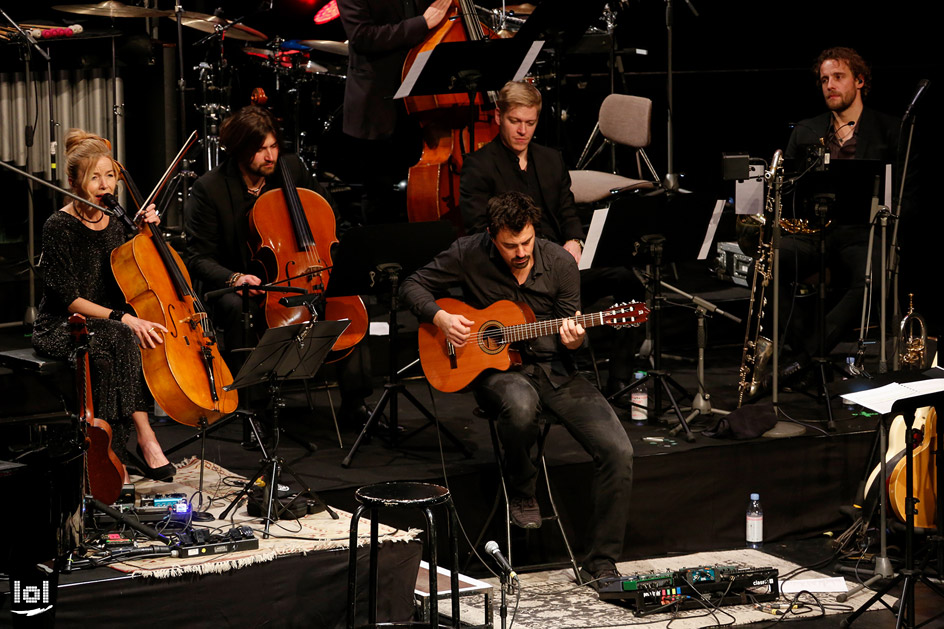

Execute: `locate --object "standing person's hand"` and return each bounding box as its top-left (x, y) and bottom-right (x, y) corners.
top-left (423, 0), bottom-right (451, 29)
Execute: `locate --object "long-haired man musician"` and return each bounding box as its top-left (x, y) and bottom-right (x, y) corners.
top-left (185, 106), bottom-right (372, 425)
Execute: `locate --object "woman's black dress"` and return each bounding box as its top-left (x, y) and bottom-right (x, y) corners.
top-left (32, 211), bottom-right (148, 458)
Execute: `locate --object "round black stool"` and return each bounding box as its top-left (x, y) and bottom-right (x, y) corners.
top-left (347, 482), bottom-right (461, 629)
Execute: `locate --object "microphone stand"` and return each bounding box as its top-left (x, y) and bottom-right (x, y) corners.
top-left (498, 570), bottom-right (509, 629)
top-left (0, 8), bottom-right (56, 328)
top-left (656, 279), bottom-right (740, 433)
top-left (0, 161), bottom-right (123, 221)
top-left (888, 84), bottom-right (926, 368)
top-left (662, 0), bottom-right (699, 193)
top-left (853, 178), bottom-right (887, 376)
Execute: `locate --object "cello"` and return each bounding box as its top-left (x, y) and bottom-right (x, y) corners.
top-left (247, 155), bottom-right (368, 353)
top-left (110, 133), bottom-right (239, 428)
top-left (401, 0), bottom-right (501, 224)
top-left (69, 313), bottom-right (126, 505)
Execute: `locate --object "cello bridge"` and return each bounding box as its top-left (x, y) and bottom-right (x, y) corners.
top-left (181, 312), bottom-right (208, 328)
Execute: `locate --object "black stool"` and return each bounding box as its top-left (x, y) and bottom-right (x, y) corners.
top-left (347, 482), bottom-right (461, 629)
top-left (469, 408), bottom-right (582, 583)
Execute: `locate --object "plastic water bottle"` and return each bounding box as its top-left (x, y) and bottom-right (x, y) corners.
top-left (746, 493), bottom-right (763, 549)
top-left (631, 370), bottom-right (648, 424)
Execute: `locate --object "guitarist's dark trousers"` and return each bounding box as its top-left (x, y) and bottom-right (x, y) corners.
top-left (472, 365), bottom-right (634, 573)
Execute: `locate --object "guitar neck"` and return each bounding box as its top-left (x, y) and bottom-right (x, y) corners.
top-left (504, 312), bottom-right (606, 343)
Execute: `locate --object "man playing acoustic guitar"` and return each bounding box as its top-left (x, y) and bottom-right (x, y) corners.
top-left (401, 191), bottom-right (633, 591)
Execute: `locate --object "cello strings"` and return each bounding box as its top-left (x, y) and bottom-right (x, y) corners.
top-left (280, 156), bottom-right (325, 295)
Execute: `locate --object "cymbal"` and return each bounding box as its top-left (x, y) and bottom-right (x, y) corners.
top-left (303, 60), bottom-right (331, 74)
top-left (53, 1), bottom-right (169, 18)
top-left (171, 13), bottom-right (267, 42)
top-left (297, 39), bottom-right (349, 56)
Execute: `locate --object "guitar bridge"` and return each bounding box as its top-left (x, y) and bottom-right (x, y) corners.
top-left (446, 340), bottom-right (457, 370)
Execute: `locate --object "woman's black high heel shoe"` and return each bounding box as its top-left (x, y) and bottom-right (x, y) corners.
top-left (134, 444), bottom-right (176, 482)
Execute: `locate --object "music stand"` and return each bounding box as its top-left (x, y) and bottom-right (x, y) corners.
top-left (219, 320), bottom-right (347, 537)
top-left (513, 0), bottom-right (608, 145)
top-left (781, 158), bottom-right (888, 424)
top-left (397, 38), bottom-right (541, 101)
top-left (583, 194), bottom-right (715, 440)
top-left (326, 222), bottom-right (472, 467)
top-left (397, 36), bottom-right (542, 171)
top-left (162, 284), bottom-right (308, 455)
top-left (840, 387), bottom-right (944, 628)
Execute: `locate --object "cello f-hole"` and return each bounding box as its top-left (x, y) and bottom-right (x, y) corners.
top-left (165, 304), bottom-right (180, 338)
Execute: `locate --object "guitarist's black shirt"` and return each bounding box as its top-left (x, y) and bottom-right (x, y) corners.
top-left (400, 231), bottom-right (581, 385)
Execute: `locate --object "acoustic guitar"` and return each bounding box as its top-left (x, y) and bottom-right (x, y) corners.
top-left (888, 407), bottom-right (938, 528)
top-left (69, 314), bottom-right (126, 505)
top-left (418, 298), bottom-right (649, 393)
top-left (861, 352), bottom-right (939, 528)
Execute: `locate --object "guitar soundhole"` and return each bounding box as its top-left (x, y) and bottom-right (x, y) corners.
top-left (478, 321), bottom-right (505, 355)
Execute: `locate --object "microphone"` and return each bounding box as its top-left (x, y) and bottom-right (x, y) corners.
top-left (279, 292), bottom-right (323, 308)
top-left (822, 119), bottom-right (854, 146)
top-left (100, 193), bottom-right (138, 232)
top-left (484, 540), bottom-right (517, 580)
top-left (903, 79), bottom-right (930, 120)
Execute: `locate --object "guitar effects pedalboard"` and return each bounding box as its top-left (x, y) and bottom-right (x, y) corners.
top-left (596, 565), bottom-right (779, 616)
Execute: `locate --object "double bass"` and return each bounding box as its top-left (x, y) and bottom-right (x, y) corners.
top-left (110, 133), bottom-right (238, 428)
top-left (401, 0), bottom-right (501, 224)
top-left (247, 155), bottom-right (368, 353)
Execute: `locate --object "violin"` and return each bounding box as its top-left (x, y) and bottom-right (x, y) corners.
top-left (247, 155), bottom-right (368, 353)
top-left (110, 133), bottom-right (238, 427)
top-left (69, 314), bottom-right (125, 505)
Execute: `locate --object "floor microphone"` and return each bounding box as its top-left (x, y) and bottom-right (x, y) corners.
top-left (484, 540), bottom-right (517, 580)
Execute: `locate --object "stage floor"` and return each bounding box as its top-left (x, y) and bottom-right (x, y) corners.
top-left (2, 285), bottom-right (941, 627)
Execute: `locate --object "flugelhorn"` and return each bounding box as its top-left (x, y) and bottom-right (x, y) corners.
top-left (898, 293), bottom-right (927, 370)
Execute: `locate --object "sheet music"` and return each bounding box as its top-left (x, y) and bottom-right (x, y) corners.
top-left (781, 577), bottom-right (848, 594)
top-left (697, 200), bottom-right (726, 260)
top-left (395, 50), bottom-right (432, 100)
top-left (885, 162), bottom-right (892, 208)
top-left (735, 164), bottom-right (763, 215)
top-left (514, 42), bottom-right (544, 81)
top-left (579, 207), bottom-right (608, 270)
top-left (841, 376), bottom-right (944, 414)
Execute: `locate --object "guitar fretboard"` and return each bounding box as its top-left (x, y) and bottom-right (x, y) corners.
top-left (501, 312), bottom-right (606, 344)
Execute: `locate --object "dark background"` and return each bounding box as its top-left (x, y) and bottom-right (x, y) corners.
top-left (1, 0), bottom-right (939, 330)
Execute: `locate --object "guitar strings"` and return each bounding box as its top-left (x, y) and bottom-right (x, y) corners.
top-left (462, 309), bottom-right (642, 344)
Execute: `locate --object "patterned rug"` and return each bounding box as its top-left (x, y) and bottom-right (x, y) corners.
top-left (443, 549), bottom-right (897, 628)
top-left (109, 457), bottom-right (420, 578)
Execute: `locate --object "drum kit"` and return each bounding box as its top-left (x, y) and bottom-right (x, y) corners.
top-left (43, 0), bottom-right (623, 173)
top-left (47, 1), bottom-right (351, 174)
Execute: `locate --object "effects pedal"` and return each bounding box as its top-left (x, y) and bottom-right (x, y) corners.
top-left (174, 526), bottom-right (259, 558)
top-left (597, 565), bottom-right (779, 616)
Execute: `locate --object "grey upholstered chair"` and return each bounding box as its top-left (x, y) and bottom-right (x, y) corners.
top-left (569, 94), bottom-right (661, 205)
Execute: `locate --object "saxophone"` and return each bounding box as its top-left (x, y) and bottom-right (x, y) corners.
top-left (736, 151), bottom-right (783, 407)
